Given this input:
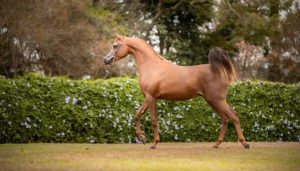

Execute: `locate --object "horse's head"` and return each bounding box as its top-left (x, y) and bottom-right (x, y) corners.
top-left (104, 34), bottom-right (130, 65)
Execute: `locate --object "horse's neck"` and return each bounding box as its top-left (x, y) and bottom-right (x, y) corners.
top-left (125, 37), bottom-right (162, 76)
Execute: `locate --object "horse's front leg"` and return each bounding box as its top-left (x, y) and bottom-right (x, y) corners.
top-left (146, 96), bottom-right (159, 149)
top-left (135, 100), bottom-right (148, 144)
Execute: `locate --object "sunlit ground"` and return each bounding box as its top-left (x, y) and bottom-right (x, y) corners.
top-left (0, 142), bottom-right (299, 171)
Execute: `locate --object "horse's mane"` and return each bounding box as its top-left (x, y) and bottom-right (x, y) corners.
top-left (129, 37), bottom-right (166, 61)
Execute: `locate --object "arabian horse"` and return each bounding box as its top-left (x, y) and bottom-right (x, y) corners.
top-left (104, 34), bottom-right (250, 149)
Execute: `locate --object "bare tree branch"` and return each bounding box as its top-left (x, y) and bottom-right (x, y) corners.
top-left (223, 0), bottom-right (241, 18)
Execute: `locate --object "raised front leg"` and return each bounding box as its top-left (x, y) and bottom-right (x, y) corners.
top-left (135, 100), bottom-right (148, 144)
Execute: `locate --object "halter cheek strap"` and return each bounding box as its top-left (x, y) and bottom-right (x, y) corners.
top-left (112, 44), bottom-right (122, 65)
top-left (112, 55), bottom-right (117, 65)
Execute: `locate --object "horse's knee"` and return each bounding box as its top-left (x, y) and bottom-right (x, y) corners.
top-left (230, 116), bottom-right (240, 125)
top-left (229, 110), bottom-right (241, 124)
top-left (135, 116), bottom-right (140, 122)
top-left (221, 117), bottom-right (228, 125)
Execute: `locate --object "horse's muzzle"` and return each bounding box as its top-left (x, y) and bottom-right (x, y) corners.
top-left (104, 53), bottom-right (114, 65)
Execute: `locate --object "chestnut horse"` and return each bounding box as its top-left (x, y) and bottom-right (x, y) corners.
top-left (104, 34), bottom-right (250, 149)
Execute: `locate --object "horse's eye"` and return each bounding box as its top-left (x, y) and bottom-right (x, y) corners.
top-left (113, 44), bottom-right (118, 49)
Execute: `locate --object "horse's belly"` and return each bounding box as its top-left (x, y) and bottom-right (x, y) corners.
top-left (139, 65), bottom-right (203, 101)
top-left (157, 88), bottom-right (198, 101)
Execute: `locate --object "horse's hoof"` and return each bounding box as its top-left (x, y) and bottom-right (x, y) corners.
top-left (213, 140), bottom-right (222, 148)
top-left (150, 145), bottom-right (156, 149)
top-left (243, 143), bottom-right (250, 149)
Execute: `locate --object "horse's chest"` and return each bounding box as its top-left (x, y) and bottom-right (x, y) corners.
top-left (139, 80), bottom-right (158, 95)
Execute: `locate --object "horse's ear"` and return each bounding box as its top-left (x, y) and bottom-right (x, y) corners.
top-left (115, 34), bottom-right (124, 42)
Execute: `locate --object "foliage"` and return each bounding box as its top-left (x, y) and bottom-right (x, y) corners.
top-left (135, 0), bottom-right (214, 65)
top-left (210, 0), bottom-right (299, 83)
top-left (86, 6), bottom-right (128, 39)
top-left (267, 5), bottom-right (300, 83)
top-left (211, 0), bottom-right (293, 49)
top-left (0, 73), bottom-right (299, 143)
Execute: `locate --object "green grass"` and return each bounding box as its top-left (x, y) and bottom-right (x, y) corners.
top-left (0, 142), bottom-right (299, 171)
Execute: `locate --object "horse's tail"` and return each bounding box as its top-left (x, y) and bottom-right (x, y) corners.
top-left (208, 47), bottom-right (237, 82)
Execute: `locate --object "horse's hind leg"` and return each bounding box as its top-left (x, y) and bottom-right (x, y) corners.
top-left (135, 100), bottom-right (148, 144)
top-left (213, 113), bottom-right (228, 148)
top-left (229, 108), bottom-right (250, 148)
top-left (211, 101), bottom-right (250, 148)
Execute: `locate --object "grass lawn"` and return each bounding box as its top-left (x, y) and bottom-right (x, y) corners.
top-left (0, 142), bottom-right (299, 171)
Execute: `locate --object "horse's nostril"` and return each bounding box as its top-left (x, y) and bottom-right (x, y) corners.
top-left (104, 58), bottom-right (108, 64)
top-left (104, 58), bottom-right (109, 64)
top-left (104, 53), bottom-right (112, 65)
top-left (104, 57), bottom-right (113, 65)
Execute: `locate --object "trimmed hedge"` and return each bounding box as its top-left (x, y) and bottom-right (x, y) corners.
top-left (0, 73), bottom-right (299, 143)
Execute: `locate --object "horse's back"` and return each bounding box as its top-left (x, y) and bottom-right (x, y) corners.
top-left (162, 62), bottom-right (229, 102)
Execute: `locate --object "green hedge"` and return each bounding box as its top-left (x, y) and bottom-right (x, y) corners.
top-left (0, 73), bottom-right (299, 143)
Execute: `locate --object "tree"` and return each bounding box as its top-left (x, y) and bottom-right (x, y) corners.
top-left (234, 40), bottom-right (266, 80)
top-left (209, 0), bottom-right (299, 82)
top-left (0, 0), bottom-right (135, 78)
top-left (1, 0), bottom-right (298, 82)
top-left (128, 0), bottom-right (214, 65)
top-left (268, 2), bottom-right (300, 83)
